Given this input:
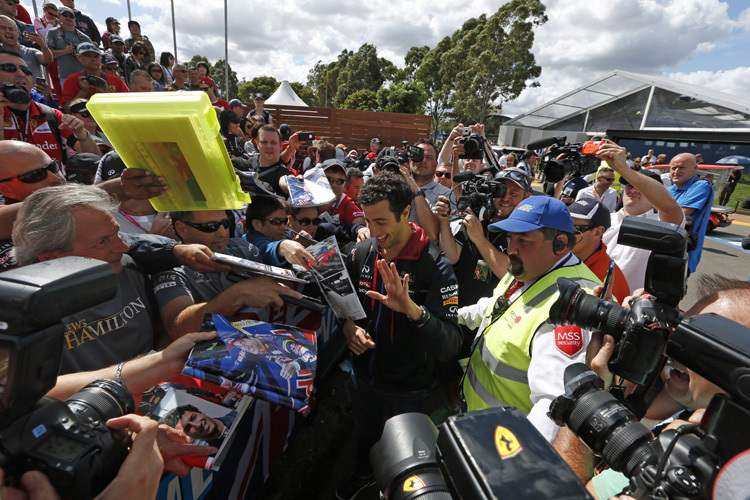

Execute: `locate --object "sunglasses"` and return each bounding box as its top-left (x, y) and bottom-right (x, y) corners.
top-left (497, 169), bottom-right (529, 185)
top-left (435, 171), bottom-right (451, 179)
top-left (181, 218), bottom-right (231, 233)
top-left (263, 217), bottom-right (288, 226)
top-left (295, 217), bottom-right (321, 227)
top-left (73, 109), bottom-right (91, 118)
top-left (0, 159), bottom-right (60, 184)
top-left (0, 63), bottom-right (33, 76)
top-left (600, 177), bottom-right (615, 182)
top-left (60, 12), bottom-right (75, 19)
top-left (326, 177), bottom-right (345, 186)
top-left (151, 69), bottom-right (162, 73)
top-left (46, 11), bottom-right (58, 18)
top-left (176, 69), bottom-right (188, 73)
top-left (573, 224), bottom-right (597, 234)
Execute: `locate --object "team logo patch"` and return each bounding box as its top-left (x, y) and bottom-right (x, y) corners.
top-left (494, 426), bottom-right (523, 459)
top-left (443, 296), bottom-right (458, 306)
top-left (554, 326), bottom-right (583, 357)
top-left (403, 475), bottom-right (425, 492)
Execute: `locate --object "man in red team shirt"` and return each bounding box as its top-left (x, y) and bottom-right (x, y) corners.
top-left (318, 161), bottom-right (365, 226)
top-left (0, 47), bottom-right (100, 164)
top-left (60, 42), bottom-right (129, 108)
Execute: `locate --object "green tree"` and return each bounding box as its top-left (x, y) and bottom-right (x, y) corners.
top-left (238, 76), bottom-right (279, 101)
top-left (403, 45), bottom-right (429, 81)
top-left (414, 36), bottom-right (454, 137)
top-left (376, 81), bottom-right (428, 115)
top-left (342, 89), bottom-right (378, 111)
top-left (212, 59), bottom-right (239, 100)
top-left (448, 0), bottom-right (547, 123)
top-left (187, 55), bottom-right (212, 75)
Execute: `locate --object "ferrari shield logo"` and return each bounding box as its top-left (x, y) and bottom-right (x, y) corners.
top-left (494, 425), bottom-right (523, 460)
top-left (403, 475), bottom-right (425, 492)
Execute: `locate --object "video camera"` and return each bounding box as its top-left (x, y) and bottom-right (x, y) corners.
top-left (547, 218), bottom-right (750, 498)
top-left (0, 257), bottom-right (135, 499)
top-left (529, 136), bottom-right (601, 183)
top-left (370, 408), bottom-right (592, 499)
top-left (452, 172), bottom-right (507, 222)
top-left (458, 127), bottom-right (485, 160)
top-left (376, 143), bottom-right (425, 175)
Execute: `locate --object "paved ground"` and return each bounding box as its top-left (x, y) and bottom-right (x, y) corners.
top-left (257, 208), bottom-right (750, 500)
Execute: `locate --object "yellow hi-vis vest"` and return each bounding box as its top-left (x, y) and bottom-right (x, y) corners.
top-left (463, 262), bottom-right (600, 413)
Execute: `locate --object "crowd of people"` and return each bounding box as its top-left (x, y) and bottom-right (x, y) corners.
top-left (0, 3), bottom-right (743, 499)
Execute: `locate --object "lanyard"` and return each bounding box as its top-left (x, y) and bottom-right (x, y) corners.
top-left (118, 209), bottom-right (151, 233)
top-left (10, 109), bottom-right (31, 144)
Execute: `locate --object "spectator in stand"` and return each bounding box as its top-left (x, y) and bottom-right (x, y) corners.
top-left (196, 61), bottom-right (209, 78)
top-left (435, 162), bottom-right (452, 188)
top-left (219, 109), bottom-right (247, 159)
top-left (719, 169), bottom-right (742, 206)
top-left (631, 156), bottom-right (642, 170)
top-left (200, 77), bottom-right (229, 110)
top-left (1, 48), bottom-right (100, 164)
top-left (640, 148), bottom-right (656, 165)
top-left (101, 53), bottom-right (122, 79)
top-left (695, 153), bottom-right (704, 164)
top-left (128, 69), bottom-right (153, 92)
top-left (60, 42), bottom-right (129, 107)
top-left (187, 65), bottom-right (201, 90)
top-left (33, 3), bottom-right (58, 40)
top-left (125, 20), bottom-right (154, 63)
top-left (146, 62), bottom-right (166, 91)
top-left (0, 0), bottom-right (34, 49)
top-left (159, 52), bottom-right (174, 83)
top-left (123, 40), bottom-right (147, 84)
top-left (575, 166), bottom-right (618, 212)
top-left (344, 167), bottom-right (364, 205)
top-left (45, 5), bottom-right (90, 86)
top-left (229, 98), bottom-right (246, 117)
top-left (59, 0), bottom-right (99, 46)
top-left (247, 93), bottom-right (273, 125)
top-left (107, 34), bottom-right (127, 77)
top-left (164, 63), bottom-right (188, 91)
top-left (66, 98), bottom-right (113, 155)
top-left (101, 17), bottom-right (121, 51)
top-left (0, 15), bottom-right (52, 81)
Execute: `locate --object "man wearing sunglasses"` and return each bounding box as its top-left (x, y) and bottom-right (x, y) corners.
top-left (287, 205), bottom-right (366, 245)
top-left (591, 142), bottom-right (684, 294)
top-left (60, 42), bottom-right (128, 107)
top-left (0, 15), bottom-right (52, 81)
top-left (44, 5), bottom-right (91, 85)
top-left (0, 47), bottom-right (100, 163)
top-left (59, 0), bottom-right (100, 46)
top-left (164, 63), bottom-right (189, 91)
top-left (461, 196), bottom-right (601, 443)
top-left (567, 199), bottom-right (631, 304)
top-left (316, 161), bottom-right (365, 226)
top-left (575, 166), bottom-right (618, 212)
top-left (152, 209), bottom-right (303, 339)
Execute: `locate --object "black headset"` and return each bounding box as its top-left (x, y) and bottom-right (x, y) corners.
top-left (553, 235), bottom-right (567, 253)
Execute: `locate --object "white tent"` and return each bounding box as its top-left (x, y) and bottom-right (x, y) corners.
top-left (265, 80), bottom-right (309, 107)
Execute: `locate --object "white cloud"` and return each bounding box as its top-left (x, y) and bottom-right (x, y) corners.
top-left (667, 67), bottom-right (750, 98)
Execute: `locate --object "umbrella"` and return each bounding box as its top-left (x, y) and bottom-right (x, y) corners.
top-left (716, 155), bottom-right (750, 166)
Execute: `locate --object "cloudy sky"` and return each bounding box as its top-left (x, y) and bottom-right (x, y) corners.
top-left (23, 0), bottom-right (750, 117)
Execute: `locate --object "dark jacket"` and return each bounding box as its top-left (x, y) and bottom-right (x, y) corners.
top-left (346, 224), bottom-right (461, 391)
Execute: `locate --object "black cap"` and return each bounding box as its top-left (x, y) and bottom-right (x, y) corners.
top-left (568, 199), bottom-right (611, 229)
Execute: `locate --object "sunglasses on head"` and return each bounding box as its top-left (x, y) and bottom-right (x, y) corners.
top-left (435, 171), bottom-right (451, 179)
top-left (326, 176), bottom-right (345, 186)
top-left (295, 216), bottom-right (321, 227)
top-left (263, 217), bottom-right (287, 226)
top-left (0, 63), bottom-right (33, 76)
top-left (0, 159), bottom-right (59, 184)
top-left (573, 224), bottom-right (597, 234)
top-left (181, 218), bottom-right (231, 233)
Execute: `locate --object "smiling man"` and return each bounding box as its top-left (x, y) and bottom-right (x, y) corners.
top-left (336, 172), bottom-right (460, 499)
top-left (460, 195), bottom-right (601, 443)
top-left (163, 405), bottom-right (236, 448)
top-left (250, 125), bottom-right (292, 195)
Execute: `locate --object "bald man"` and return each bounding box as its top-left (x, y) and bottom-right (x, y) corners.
top-left (667, 153), bottom-right (713, 273)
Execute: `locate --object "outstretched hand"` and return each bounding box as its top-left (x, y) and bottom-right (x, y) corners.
top-left (365, 259), bottom-right (421, 320)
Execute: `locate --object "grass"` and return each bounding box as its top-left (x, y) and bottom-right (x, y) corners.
top-left (713, 174), bottom-right (750, 209)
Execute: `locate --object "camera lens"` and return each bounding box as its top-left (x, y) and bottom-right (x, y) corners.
top-left (2, 85), bottom-right (31, 105)
top-left (550, 278), bottom-right (629, 338)
top-left (66, 379), bottom-right (135, 424)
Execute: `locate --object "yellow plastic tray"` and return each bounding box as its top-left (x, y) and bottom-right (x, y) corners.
top-left (88, 92), bottom-right (251, 211)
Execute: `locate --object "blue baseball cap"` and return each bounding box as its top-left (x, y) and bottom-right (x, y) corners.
top-left (489, 195), bottom-right (574, 233)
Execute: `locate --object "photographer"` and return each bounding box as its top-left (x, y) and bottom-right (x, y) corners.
top-left (60, 42), bottom-right (128, 108)
top-left (399, 138), bottom-right (445, 241)
top-left (594, 141), bottom-right (684, 293)
top-left (554, 275), bottom-right (750, 499)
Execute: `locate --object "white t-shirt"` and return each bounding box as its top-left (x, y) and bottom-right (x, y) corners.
top-left (575, 185), bottom-right (618, 212)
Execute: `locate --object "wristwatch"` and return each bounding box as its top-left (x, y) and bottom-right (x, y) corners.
top-left (414, 189), bottom-right (426, 198)
top-left (411, 305), bottom-right (431, 327)
top-left (75, 129), bottom-right (91, 142)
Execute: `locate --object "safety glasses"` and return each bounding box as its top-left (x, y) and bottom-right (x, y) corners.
top-left (0, 160), bottom-right (59, 184)
top-left (0, 63), bottom-right (33, 76)
top-left (181, 218), bottom-right (231, 233)
top-left (295, 217), bottom-right (321, 227)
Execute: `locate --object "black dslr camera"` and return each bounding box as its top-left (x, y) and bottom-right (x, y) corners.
top-left (537, 136), bottom-right (601, 183)
top-left (458, 127), bottom-right (485, 160)
top-left (1, 83), bottom-right (31, 105)
top-left (0, 257), bottom-right (135, 499)
top-left (376, 143), bottom-right (424, 175)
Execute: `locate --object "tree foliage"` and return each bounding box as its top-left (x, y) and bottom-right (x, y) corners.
top-left (376, 81), bottom-right (428, 115)
top-left (238, 76), bottom-right (279, 101)
top-left (342, 89), bottom-right (378, 111)
top-left (307, 44), bottom-right (396, 108)
top-left (212, 59), bottom-right (239, 100)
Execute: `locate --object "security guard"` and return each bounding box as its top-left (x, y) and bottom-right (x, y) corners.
top-left (460, 196), bottom-right (601, 441)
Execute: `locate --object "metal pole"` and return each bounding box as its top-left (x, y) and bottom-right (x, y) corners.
top-left (224, 0), bottom-right (229, 99)
top-left (31, 0), bottom-right (38, 19)
top-left (170, 0), bottom-right (177, 62)
top-left (127, 0), bottom-right (131, 21)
